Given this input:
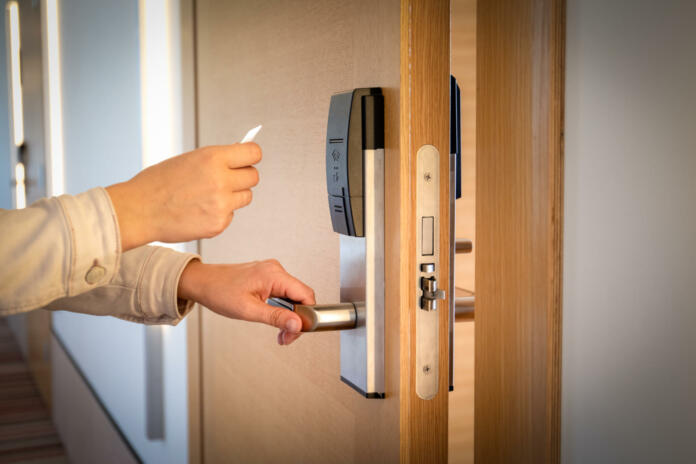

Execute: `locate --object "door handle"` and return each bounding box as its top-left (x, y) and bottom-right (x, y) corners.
top-left (455, 293), bottom-right (475, 321)
top-left (455, 239), bottom-right (473, 254)
top-left (267, 297), bottom-right (358, 332)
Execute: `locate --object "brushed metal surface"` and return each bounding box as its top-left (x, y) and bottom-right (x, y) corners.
top-left (416, 145), bottom-right (441, 400)
top-left (145, 325), bottom-right (164, 440)
top-left (294, 303), bottom-right (357, 332)
top-left (455, 239), bottom-right (473, 253)
top-left (449, 152), bottom-right (456, 390)
top-left (266, 297), bottom-right (357, 332)
top-left (340, 148), bottom-right (385, 396)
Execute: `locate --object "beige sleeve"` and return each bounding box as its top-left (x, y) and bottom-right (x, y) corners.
top-left (46, 246), bottom-right (199, 326)
top-left (0, 187), bottom-right (199, 325)
top-left (0, 187), bottom-right (121, 315)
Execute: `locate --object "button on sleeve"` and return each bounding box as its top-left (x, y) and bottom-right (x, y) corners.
top-left (56, 187), bottom-right (121, 296)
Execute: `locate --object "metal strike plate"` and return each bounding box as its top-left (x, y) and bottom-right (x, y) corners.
top-left (416, 145), bottom-right (442, 400)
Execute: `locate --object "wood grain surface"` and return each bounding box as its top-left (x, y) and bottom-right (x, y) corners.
top-left (400, 0), bottom-right (451, 462)
top-left (475, 0), bottom-right (565, 462)
top-left (195, 1), bottom-right (401, 462)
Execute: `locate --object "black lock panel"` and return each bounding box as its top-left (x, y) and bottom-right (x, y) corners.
top-left (450, 75), bottom-right (462, 200)
top-left (326, 92), bottom-right (351, 199)
top-left (328, 195), bottom-right (350, 236)
top-left (326, 87), bottom-right (383, 237)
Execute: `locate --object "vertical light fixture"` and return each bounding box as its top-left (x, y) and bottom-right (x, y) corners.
top-left (139, 0), bottom-right (183, 250)
top-left (139, 0), bottom-right (176, 170)
top-left (42, 0), bottom-right (65, 196)
top-left (6, 1), bottom-right (22, 147)
top-left (139, 0), bottom-right (180, 442)
top-left (13, 161), bottom-right (25, 209)
top-left (6, 1), bottom-right (25, 209)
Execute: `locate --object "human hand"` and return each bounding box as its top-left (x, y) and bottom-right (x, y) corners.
top-left (177, 259), bottom-right (316, 345)
top-left (106, 144), bottom-right (261, 251)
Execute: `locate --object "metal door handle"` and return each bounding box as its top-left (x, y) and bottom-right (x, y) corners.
top-left (267, 297), bottom-right (358, 332)
top-left (455, 294), bottom-right (475, 321)
top-left (455, 239), bottom-right (473, 254)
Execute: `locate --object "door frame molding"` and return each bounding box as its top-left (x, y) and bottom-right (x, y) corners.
top-left (475, 0), bottom-right (565, 462)
top-left (399, 0), bottom-right (451, 461)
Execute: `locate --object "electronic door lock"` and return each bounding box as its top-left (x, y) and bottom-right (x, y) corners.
top-left (325, 88), bottom-right (385, 398)
top-left (271, 88), bottom-right (385, 398)
top-left (420, 277), bottom-right (446, 311)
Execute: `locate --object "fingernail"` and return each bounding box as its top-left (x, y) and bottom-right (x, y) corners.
top-left (286, 318), bottom-right (300, 333)
top-left (277, 331), bottom-right (284, 345)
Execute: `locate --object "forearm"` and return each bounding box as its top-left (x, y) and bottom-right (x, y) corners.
top-left (105, 182), bottom-right (155, 251)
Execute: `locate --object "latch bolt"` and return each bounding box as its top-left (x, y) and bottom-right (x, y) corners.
top-left (420, 276), bottom-right (446, 311)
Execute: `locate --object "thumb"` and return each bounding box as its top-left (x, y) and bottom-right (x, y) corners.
top-left (249, 300), bottom-right (303, 333)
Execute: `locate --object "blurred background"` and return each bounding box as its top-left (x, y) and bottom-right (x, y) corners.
top-left (0, 1), bottom-right (194, 462)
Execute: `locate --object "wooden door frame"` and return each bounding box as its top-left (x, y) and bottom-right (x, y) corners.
top-left (476, 0), bottom-right (565, 463)
top-left (400, 0), bottom-right (564, 462)
top-left (399, 0), bottom-right (451, 461)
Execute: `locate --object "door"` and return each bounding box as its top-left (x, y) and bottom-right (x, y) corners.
top-left (193, 0), bottom-right (450, 462)
top-left (191, 0), bottom-right (564, 462)
top-left (475, 1), bottom-right (564, 462)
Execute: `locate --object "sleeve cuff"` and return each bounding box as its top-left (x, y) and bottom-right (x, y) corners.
top-left (136, 247), bottom-right (199, 325)
top-left (56, 187), bottom-right (121, 296)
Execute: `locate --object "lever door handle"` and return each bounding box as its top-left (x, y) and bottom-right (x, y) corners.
top-left (455, 239), bottom-right (473, 254)
top-left (455, 295), bottom-right (475, 321)
top-left (267, 297), bottom-right (358, 332)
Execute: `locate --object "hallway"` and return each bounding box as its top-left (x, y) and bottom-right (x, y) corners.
top-left (0, 318), bottom-right (66, 463)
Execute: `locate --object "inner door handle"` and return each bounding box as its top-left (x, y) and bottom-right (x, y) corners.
top-left (455, 239), bottom-right (473, 254)
top-left (267, 297), bottom-right (358, 332)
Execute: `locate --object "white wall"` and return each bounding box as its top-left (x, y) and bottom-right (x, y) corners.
top-left (51, 1), bottom-right (189, 462)
top-left (563, 1), bottom-right (696, 463)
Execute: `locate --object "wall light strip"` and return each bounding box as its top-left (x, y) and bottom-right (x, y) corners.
top-left (139, 0), bottom-right (184, 254)
top-left (138, 0), bottom-right (183, 442)
top-left (42, 0), bottom-right (65, 196)
top-left (14, 162), bottom-right (25, 209)
top-left (6, 2), bottom-right (23, 147)
top-left (139, 0), bottom-right (175, 170)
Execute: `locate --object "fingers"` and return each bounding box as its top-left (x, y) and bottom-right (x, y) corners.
top-left (216, 143), bottom-right (262, 169)
top-left (245, 299), bottom-right (303, 334)
top-left (277, 330), bottom-right (302, 346)
top-left (228, 166), bottom-right (259, 191)
top-left (229, 189), bottom-right (253, 210)
top-left (268, 267), bottom-right (316, 306)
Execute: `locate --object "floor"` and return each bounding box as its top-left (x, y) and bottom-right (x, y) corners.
top-left (0, 318), bottom-right (67, 463)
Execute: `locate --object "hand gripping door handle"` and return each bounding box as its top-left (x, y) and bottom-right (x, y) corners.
top-left (267, 297), bottom-right (358, 332)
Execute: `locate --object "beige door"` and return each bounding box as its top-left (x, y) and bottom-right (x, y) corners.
top-left (191, 0), bottom-right (452, 462)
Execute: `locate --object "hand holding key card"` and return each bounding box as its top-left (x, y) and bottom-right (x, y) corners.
top-left (106, 126), bottom-right (265, 249)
